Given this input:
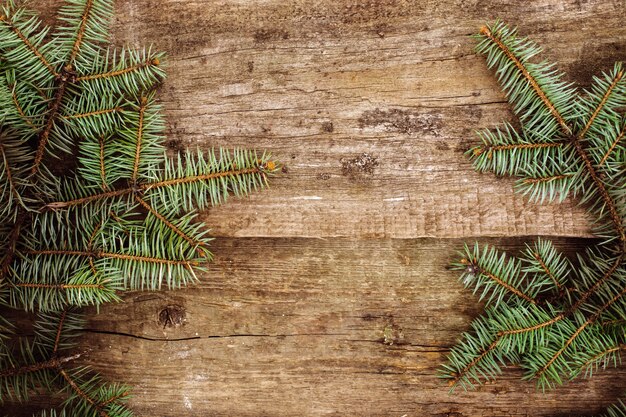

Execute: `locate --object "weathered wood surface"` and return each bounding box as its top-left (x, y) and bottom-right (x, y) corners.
top-left (11, 238), bottom-right (626, 417)
top-left (97, 0), bottom-right (624, 240)
top-left (8, 0), bottom-right (626, 415)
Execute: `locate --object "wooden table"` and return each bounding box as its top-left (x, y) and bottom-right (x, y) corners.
top-left (9, 0), bottom-right (626, 415)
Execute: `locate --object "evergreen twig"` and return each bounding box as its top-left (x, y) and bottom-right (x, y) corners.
top-left (441, 21), bottom-right (626, 415)
top-left (0, 0), bottom-right (279, 414)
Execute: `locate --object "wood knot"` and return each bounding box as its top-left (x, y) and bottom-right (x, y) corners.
top-left (158, 305), bottom-right (186, 328)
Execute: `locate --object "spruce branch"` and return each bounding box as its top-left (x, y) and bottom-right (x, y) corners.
top-left (0, 0), bottom-right (280, 414)
top-left (599, 401), bottom-right (626, 417)
top-left (442, 20), bottom-right (626, 415)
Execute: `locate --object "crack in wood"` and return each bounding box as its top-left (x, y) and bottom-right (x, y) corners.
top-left (82, 328), bottom-right (354, 342)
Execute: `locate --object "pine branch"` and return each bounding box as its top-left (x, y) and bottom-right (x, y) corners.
top-left (0, 10), bottom-right (58, 79)
top-left (131, 96), bottom-right (147, 183)
top-left (0, 0), bottom-right (279, 412)
top-left (445, 23), bottom-right (626, 411)
top-left (76, 56), bottom-right (160, 82)
top-left (598, 400), bottom-right (626, 417)
top-left (598, 119), bottom-right (626, 166)
top-left (45, 165), bottom-right (267, 209)
top-left (31, 78), bottom-right (68, 176)
top-left (0, 353), bottom-right (80, 378)
top-left (476, 21), bottom-right (576, 138)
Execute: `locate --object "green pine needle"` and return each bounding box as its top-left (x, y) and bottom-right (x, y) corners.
top-left (442, 20), bottom-right (626, 415)
top-left (0, 0), bottom-right (280, 414)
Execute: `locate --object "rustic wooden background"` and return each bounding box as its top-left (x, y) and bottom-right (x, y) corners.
top-left (8, 0), bottom-right (626, 415)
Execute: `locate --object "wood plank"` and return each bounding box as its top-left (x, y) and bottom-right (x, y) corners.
top-left (35, 0), bottom-right (626, 239)
top-left (116, 0), bottom-right (624, 239)
top-left (6, 237), bottom-right (626, 416)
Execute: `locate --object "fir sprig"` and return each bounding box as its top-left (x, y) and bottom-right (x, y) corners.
top-left (0, 0), bottom-right (279, 414)
top-left (442, 20), bottom-right (626, 415)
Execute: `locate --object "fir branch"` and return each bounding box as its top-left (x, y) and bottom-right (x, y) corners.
top-left (59, 369), bottom-right (110, 417)
top-left (497, 314), bottom-right (564, 336)
top-left (463, 257), bottom-right (536, 304)
top-left (75, 58), bottom-right (160, 82)
top-left (66, 0), bottom-right (95, 66)
top-left (0, 353), bottom-right (80, 378)
top-left (522, 174), bottom-right (573, 185)
top-left (599, 121), bottom-right (626, 166)
top-left (131, 96), bottom-right (147, 183)
top-left (0, 15), bottom-right (58, 77)
top-left (45, 166), bottom-right (263, 208)
top-left (31, 75), bottom-right (67, 176)
top-left (447, 338), bottom-right (500, 388)
top-left (146, 167), bottom-right (263, 189)
top-left (1, 212), bottom-right (26, 278)
top-left (26, 249), bottom-right (199, 267)
top-left (9, 85), bottom-right (37, 129)
top-left (599, 400), bottom-right (626, 417)
top-left (474, 141), bottom-right (563, 157)
top-left (477, 23), bottom-right (574, 136)
top-left (53, 309), bottom-right (67, 354)
top-left (575, 343), bottom-right (623, 378)
top-left (531, 255), bottom-right (562, 292)
top-left (15, 282), bottom-right (105, 289)
top-left (46, 187), bottom-right (129, 208)
top-left (469, 123), bottom-right (573, 178)
top-left (97, 135), bottom-right (109, 190)
top-left (535, 283), bottom-right (626, 381)
top-left (579, 67), bottom-right (624, 140)
top-left (445, 22), bottom-right (626, 408)
top-left (134, 195), bottom-right (200, 248)
top-left (572, 138), bottom-right (625, 243)
top-left (0, 139), bottom-right (21, 202)
top-left (0, 0), bottom-right (278, 411)
top-left (63, 106), bottom-right (123, 120)
top-left (99, 389), bottom-right (130, 407)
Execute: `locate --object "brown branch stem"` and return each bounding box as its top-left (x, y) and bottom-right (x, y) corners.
top-left (479, 25), bottom-right (572, 135)
top-left (0, 16), bottom-right (58, 77)
top-left (132, 97), bottom-right (147, 183)
top-left (45, 167), bottom-right (261, 209)
top-left (0, 353), bottom-right (81, 378)
top-left (27, 248), bottom-right (198, 266)
top-left (67, 0), bottom-right (94, 64)
top-left (75, 58), bottom-right (160, 82)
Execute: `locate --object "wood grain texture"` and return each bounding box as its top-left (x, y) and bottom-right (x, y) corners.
top-left (6, 0), bottom-right (626, 415)
top-left (103, 0), bottom-right (626, 240)
top-left (8, 238), bottom-right (626, 416)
